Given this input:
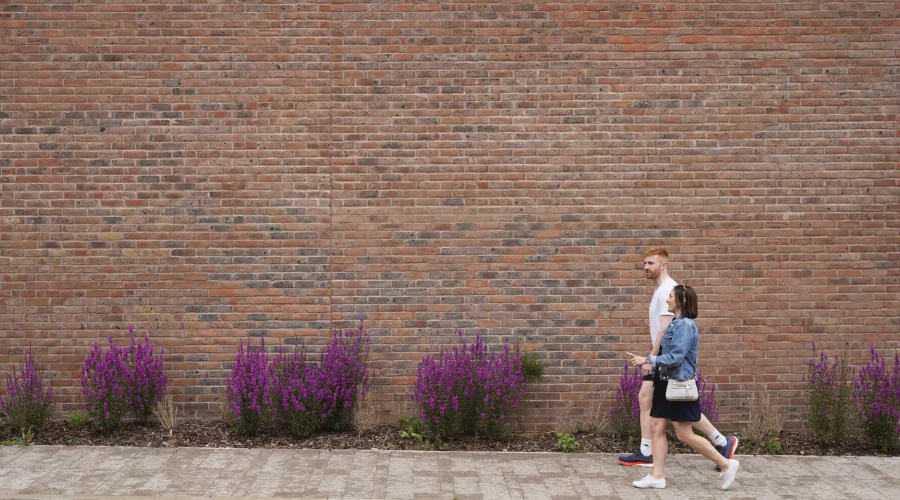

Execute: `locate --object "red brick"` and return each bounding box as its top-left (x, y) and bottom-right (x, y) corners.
top-left (0, 0), bottom-right (896, 432)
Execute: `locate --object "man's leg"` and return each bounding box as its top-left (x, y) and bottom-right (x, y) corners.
top-left (618, 379), bottom-right (654, 466)
top-left (639, 379), bottom-right (653, 444)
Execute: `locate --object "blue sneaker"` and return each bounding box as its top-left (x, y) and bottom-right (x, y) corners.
top-left (618, 449), bottom-right (653, 467)
top-left (714, 436), bottom-right (739, 471)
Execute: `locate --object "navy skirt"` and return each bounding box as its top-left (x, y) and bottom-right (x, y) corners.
top-left (649, 367), bottom-right (701, 423)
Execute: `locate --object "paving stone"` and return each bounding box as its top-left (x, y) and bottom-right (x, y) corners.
top-left (77, 446), bottom-right (142, 471)
top-left (505, 457), bottom-right (541, 477)
top-left (0, 464), bottom-right (50, 494)
top-left (502, 469), bottom-right (526, 500)
top-left (449, 454), bottom-right (480, 472)
top-left (131, 471), bottom-right (172, 495)
top-left (287, 449), bottom-right (322, 470)
top-left (123, 448), bottom-right (178, 470)
top-left (0, 446), bottom-right (899, 499)
top-left (200, 448), bottom-right (261, 471)
top-left (274, 464), bottom-right (315, 497)
top-left (344, 470), bottom-right (377, 497)
top-left (161, 471), bottom-right (216, 496)
top-left (868, 479), bottom-right (900, 498)
top-left (4, 445), bottom-right (81, 471)
top-left (542, 476), bottom-right (579, 498)
top-left (91, 469), bottom-right (154, 497)
top-left (158, 448), bottom-right (211, 471)
top-left (855, 456), bottom-right (900, 479)
top-left (829, 480), bottom-right (890, 499)
top-left (232, 472), bottom-right (286, 498)
top-left (566, 456), bottom-right (606, 475)
top-left (370, 450), bottom-right (393, 498)
top-left (0, 447), bottom-right (26, 468)
top-left (517, 479), bottom-right (553, 500)
top-left (412, 471), bottom-right (440, 495)
top-left (581, 477), bottom-right (619, 498)
top-left (260, 449), bottom-right (296, 473)
top-left (451, 473), bottom-right (481, 496)
top-left (301, 462), bottom-right (329, 496)
top-left (476, 470), bottom-right (512, 500)
top-left (204, 470), bottom-right (246, 497)
top-left (318, 468), bottom-right (349, 496)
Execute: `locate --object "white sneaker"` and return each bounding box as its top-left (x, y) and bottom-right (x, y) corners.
top-left (720, 459), bottom-right (739, 490)
top-left (632, 474), bottom-right (666, 489)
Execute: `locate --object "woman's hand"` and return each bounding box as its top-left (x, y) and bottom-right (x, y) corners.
top-left (626, 352), bottom-right (647, 367)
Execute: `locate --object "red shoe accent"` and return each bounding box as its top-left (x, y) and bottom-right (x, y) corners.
top-left (618, 459), bottom-right (654, 467)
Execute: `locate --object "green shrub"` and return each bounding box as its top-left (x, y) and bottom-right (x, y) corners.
top-left (521, 352), bottom-right (545, 380)
top-left (66, 411), bottom-right (90, 427)
top-left (556, 432), bottom-right (581, 453)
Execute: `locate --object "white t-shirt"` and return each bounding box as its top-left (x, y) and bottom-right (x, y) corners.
top-left (649, 277), bottom-right (677, 344)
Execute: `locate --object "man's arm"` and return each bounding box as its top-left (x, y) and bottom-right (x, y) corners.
top-left (641, 315), bottom-right (675, 375)
top-left (650, 315), bottom-right (675, 356)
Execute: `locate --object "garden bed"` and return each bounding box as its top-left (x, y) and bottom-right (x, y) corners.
top-left (22, 418), bottom-right (890, 458)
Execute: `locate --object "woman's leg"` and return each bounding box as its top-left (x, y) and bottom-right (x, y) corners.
top-left (672, 421), bottom-right (730, 471)
top-left (650, 417), bottom-right (669, 479)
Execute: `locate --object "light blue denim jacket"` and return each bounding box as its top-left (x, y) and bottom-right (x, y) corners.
top-left (648, 316), bottom-right (699, 381)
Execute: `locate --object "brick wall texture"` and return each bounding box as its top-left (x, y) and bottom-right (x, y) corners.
top-left (1, 1), bottom-right (898, 431)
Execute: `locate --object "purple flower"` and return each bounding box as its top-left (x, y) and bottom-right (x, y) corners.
top-left (81, 337), bottom-right (130, 429)
top-left (242, 320), bottom-right (372, 437)
top-left (852, 347), bottom-right (900, 452)
top-left (125, 330), bottom-right (167, 420)
top-left (79, 326), bottom-right (168, 429)
top-left (315, 320), bottom-right (371, 430)
top-left (1, 350), bottom-right (54, 432)
top-left (610, 362), bottom-right (642, 438)
top-left (697, 369), bottom-right (718, 422)
top-left (410, 333), bottom-right (526, 440)
top-left (225, 338), bottom-right (271, 436)
top-left (806, 343), bottom-right (854, 446)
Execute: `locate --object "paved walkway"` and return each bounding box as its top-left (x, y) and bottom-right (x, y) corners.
top-left (0, 446), bottom-right (897, 499)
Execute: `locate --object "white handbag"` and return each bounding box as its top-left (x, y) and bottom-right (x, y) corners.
top-left (665, 378), bottom-right (699, 402)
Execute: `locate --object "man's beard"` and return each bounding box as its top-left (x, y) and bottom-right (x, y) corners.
top-left (645, 270), bottom-right (659, 280)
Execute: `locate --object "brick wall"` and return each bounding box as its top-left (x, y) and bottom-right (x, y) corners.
top-left (1, 1), bottom-right (897, 431)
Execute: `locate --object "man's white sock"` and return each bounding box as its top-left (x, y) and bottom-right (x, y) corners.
top-left (640, 438), bottom-right (652, 456)
top-left (708, 431), bottom-right (727, 447)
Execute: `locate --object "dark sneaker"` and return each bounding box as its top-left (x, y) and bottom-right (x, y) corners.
top-left (618, 449), bottom-right (653, 467)
top-left (714, 435), bottom-right (739, 471)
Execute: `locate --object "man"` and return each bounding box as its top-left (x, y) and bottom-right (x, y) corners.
top-left (618, 248), bottom-right (738, 469)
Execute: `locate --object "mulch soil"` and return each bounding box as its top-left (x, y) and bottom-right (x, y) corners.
top-left (21, 418), bottom-right (891, 457)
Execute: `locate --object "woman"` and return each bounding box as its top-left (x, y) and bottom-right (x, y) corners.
top-left (625, 284), bottom-right (739, 490)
